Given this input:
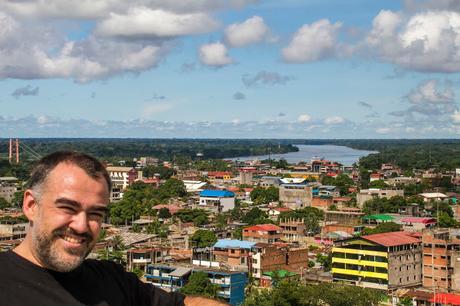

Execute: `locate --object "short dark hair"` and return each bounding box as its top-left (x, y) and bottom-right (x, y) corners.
top-left (28, 151), bottom-right (112, 195)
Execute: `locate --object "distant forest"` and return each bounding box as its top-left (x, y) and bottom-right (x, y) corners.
top-left (1, 138), bottom-right (460, 172)
top-left (0, 138), bottom-right (298, 163)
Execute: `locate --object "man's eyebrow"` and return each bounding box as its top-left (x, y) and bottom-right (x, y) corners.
top-left (55, 197), bottom-right (109, 213)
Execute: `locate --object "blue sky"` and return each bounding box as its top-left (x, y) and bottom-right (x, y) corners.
top-left (1, 0), bottom-right (460, 138)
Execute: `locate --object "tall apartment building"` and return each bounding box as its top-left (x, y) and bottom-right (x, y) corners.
top-left (422, 229), bottom-right (460, 292)
top-left (332, 231), bottom-right (422, 290)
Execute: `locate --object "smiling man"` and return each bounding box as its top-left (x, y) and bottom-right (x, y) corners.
top-left (0, 151), bottom-right (225, 306)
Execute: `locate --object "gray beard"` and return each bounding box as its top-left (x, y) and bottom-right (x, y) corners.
top-left (32, 227), bottom-right (93, 272)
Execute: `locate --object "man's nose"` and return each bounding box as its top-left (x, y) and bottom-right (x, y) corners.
top-left (70, 211), bottom-right (89, 234)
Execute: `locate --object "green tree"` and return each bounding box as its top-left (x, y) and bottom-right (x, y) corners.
top-left (438, 211), bottom-right (457, 228)
top-left (191, 229), bottom-right (217, 248)
top-left (241, 207), bottom-right (272, 225)
top-left (180, 271), bottom-right (219, 298)
top-left (143, 166), bottom-right (175, 179)
top-left (0, 197), bottom-right (10, 209)
top-left (158, 207), bottom-right (172, 219)
top-left (361, 222), bottom-right (402, 235)
top-left (158, 178), bottom-right (187, 199)
top-left (250, 186), bottom-right (279, 205)
top-left (321, 174), bottom-right (355, 195)
top-left (175, 209), bottom-right (210, 226)
top-left (369, 180), bottom-right (388, 189)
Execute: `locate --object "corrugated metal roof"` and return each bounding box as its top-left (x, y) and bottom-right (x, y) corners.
top-left (363, 231), bottom-right (421, 247)
top-left (244, 224), bottom-right (281, 232)
top-left (363, 214), bottom-right (395, 221)
top-left (401, 217), bottom-right (436, 224)
top-left (199, 190), bottom-right (235, 197)
top-left (213, 239), bottom-right (255, 249)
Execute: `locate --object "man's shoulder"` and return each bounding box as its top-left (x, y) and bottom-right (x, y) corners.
top-left (81, 258), bottom-right (126, 277)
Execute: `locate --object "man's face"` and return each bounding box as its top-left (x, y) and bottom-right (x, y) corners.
top-left (29, 162), bottom-right (109, 272)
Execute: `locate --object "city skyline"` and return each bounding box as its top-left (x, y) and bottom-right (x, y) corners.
top-left (1, 0), bottom-right (460, 138)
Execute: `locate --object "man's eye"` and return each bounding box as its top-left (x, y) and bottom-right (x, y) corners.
top-left (60, 206), bottom-right (76, 213)
top-left (89, 212), bottom-right (104, 221)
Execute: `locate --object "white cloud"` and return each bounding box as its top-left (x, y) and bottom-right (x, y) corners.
top-left (142, 103), bottom-right (173, 118)
top-left (406, 80), bottom-right (453, 105)
top-left (297, 114), bottom-right (311, 123)
top-left (366, 10), bottom-right (460, 72)
top-left (376, 127), bottom-right (391, 134)
top-left (452, 110), bottom-right (460, 123)
top-left (95, 8), bottom-right (219, 38)
top-left (224, 16), bottom-right (271, 47)
top-left (282, 19), bottom-right (342, 63)
top-left (324, 116), bottom-right (345, 124)
top-left (199, 42), bottom-right (233, 67)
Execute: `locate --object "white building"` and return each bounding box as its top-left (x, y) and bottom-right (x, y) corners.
top-left (199, 190), bottom-right (235, 213)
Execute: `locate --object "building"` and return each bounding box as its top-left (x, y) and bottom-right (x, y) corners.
top-left (356, 188), bottom-right (404, 207)
top-left (212, 240), bottom-right (255, 271)
top-left (332, 231), bottom-right (422, 290)
top-left (259, 176), bottom-right (282, 188)
top-left (242, 224), bottom-right (282, 244)
top-left (311, 197), bottom-right (334, 210)
top-left (106, 166), bottom-right (142, 201)
top-left (422, 229), bottom-right (460, 292)
top-left (127, 248), bottom-right (170, 272)
top-left (250, 243), bottom-right (309, 280)
top-left (192, 240), bottom-right (255, 272)
top-left (203, 270), bottom-right (247, 305)
top-left (145, 265), bottom-right (191, 292)
top-left (0, 222), bottom-right (28, 241)
top-left (322, 210), bottom-right (365, 236)
top-left (198, 190), bottom-right (235, 213)
top-left (279, 219), bottom-right (306, 242)
top-left (0, 185), bottom-right (17, 203)
top-left (279, 183), bottom-right (313, 209)
top-left (419, 192), bottom-right (449, 203)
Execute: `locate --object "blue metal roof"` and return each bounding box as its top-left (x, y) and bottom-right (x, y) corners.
top-left (213, 239), bottom-right (255, 249)
top-left (200, 190), bottom-right (235, 197)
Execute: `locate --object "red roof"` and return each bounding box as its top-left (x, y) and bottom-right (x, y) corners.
top-left (430, 293), bottom-right (460, 305)
top-left (273, 207), bottom-right (292, 212)
top-left (401, 217), bottom-right (437, 224)
top-left (244, 224), bottom-right (282, 232)
top-left (362, 231), bottom-right (421, 247)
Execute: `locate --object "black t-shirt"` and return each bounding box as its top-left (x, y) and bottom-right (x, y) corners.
top-left (0, 251), bottom-right (185, 306)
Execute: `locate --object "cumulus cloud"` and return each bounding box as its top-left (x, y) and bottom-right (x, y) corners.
top-left (298, 114), bottom-right (311, 123)
top-left (224, 16), bottom-right (272, 47)
top-left (404, 80), bottom-right (457, 116)
top-left (324, 116), bottom-right (345, 124)
top-left (95, 8), bottom-right (219, 38)
top-left (233, 92), bottom-right (246, 100)
top-left (0, 1), bottom-right (260, 81)
top-left (282, 19), bottom-right (342, 63)
top-left (242, 71), bottom-right (293, 87)
top-left (199, 42), bottom-right (233, 67)
top-left (366, 9), bottom-right (460, 73)
top-left (12, 85), bottom-right (39, 99)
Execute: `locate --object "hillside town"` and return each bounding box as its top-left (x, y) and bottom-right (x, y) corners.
top-left (2, 154), bottom-right (460, 306)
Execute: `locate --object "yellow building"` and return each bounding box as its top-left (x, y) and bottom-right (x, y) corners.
top-left (332, 231), bottom-right (422, 290)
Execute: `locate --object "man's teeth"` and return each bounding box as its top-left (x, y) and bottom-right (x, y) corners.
top-left (62, 235), bottom-right (85, 244)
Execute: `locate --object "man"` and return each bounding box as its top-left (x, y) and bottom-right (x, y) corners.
top-left (0, 151), bottom-right (226, 306)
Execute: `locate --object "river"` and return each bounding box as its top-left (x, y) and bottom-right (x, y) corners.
top-left (229, 144), bottom-right (377, 166)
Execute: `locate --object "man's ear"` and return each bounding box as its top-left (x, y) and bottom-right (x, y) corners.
top-left (23, 189), bottom-right (38, 222)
